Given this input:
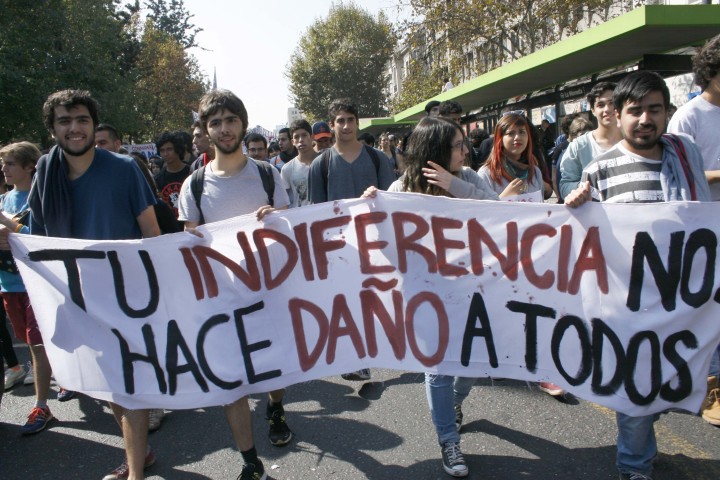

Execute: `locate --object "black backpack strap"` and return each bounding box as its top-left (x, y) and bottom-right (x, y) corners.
top-left (364, 145), bottom-right (381, 177)
top-left (190, 165), bottom-right (205, 225)
top-left (320, 148), bottom-right (332, 199)
top-left (252, 159), bottom-right (275, 207)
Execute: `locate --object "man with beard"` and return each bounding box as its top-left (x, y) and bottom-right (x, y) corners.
top-left (177, 89), bottom-right (290, 480)
top-left (565, 71), bottom-right (710, 480)
top-left (28, 89), bottom-right (160, 479)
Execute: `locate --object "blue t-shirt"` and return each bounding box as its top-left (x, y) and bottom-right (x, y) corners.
top-left (69, 150), bottom-right (157, 240)
top-left (0, 189), bottom-right (30, 292)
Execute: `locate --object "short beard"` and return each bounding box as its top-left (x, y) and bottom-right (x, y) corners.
top-left (214, 137), bottom-right (242, 155)
top-left (59, 139), bottom-right (94, 157)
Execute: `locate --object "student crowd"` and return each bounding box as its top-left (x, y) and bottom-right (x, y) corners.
top-left (1, 33), bottom-right (719, 480)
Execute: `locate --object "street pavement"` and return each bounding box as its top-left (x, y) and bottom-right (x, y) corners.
top-left (2, 342), bottom-right (720, 480)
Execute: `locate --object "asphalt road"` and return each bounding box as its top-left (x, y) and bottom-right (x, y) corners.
top-left (2, 342), bottom-right (720, 480)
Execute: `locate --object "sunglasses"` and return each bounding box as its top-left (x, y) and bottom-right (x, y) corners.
top-left (501, 110), bottom-right (526, 117)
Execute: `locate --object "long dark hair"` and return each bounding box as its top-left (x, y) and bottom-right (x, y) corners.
top-left (401, 117), bottom-right (463, 197)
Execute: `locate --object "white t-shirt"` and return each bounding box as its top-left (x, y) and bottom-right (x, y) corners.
top-left (177, 159), bottom-right (290, 224)
top-left (280, 158), bottom-right (311, 208)
top-left (668, 95), bottom-right (720, 200)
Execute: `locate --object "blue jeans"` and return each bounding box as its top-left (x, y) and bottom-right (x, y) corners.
top-left (425, 374), bottom-right (476, 445)
top-left (616, 412), bottom-right (659, 475)
top-left (709, 344), bottom-right (720, 377)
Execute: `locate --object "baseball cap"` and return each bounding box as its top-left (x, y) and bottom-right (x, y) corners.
top-left (312, 121), bottom-right (332, 140)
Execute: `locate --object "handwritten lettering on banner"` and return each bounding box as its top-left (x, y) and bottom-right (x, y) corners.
top-left (9, 192), bottom-right (720, 415)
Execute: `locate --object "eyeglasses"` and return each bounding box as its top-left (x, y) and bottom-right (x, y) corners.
top-left (451, 140), bottom-right (467, 150)
top-left (502, 110), bottom-right (526, 117)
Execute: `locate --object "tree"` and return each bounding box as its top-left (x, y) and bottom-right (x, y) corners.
top-left (395, 0), bottom-right (619, 107)
top-left (0, 0), bottom-right (207, 145)
top-left (0, 0), bottom-right (138, 144)
top-left (145, 0), bottom-right (202, 49)
top-left (288, 2), bottom-right (396, 121)
top-left (132, 21), bottom-right (206, 138)
top-left (389, 60), bottom-right (445, 114)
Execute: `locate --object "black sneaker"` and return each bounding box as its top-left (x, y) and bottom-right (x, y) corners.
top-left (267, 404), bottom-right (293, 446)
top-left (441, 442), bottom-right (468, 477)
top-left (237, 461), bottom-right (267, 480)
top-left (454, 403), bottom-right (463, 432)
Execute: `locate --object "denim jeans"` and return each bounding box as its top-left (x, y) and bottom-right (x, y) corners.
top-left (425, 374), bottom-right (476, 445)
top-left (616, 412), bottom-right (660, 475)
top-left (709, 344), bottom-right (720, 377)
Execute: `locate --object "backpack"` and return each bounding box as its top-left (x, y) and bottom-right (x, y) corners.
top-left (319, 145), bottom-right (383, 194)
top-left (190, 159), bottom-right (275, 225)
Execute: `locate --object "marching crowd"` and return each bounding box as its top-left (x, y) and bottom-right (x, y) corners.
top-left (0, 33), bottom-right (719, 480)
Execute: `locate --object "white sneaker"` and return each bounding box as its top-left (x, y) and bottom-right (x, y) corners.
top-left (341, 369), bottom-right (372, 381)
top-left (4, 366), bottom-right (25, 389)
top-left (23, 362), bottom-right (34, 385)
top-left (148, 409), bottom-right (165, 432)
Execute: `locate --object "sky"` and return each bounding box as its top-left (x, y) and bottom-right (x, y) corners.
top-left (183, 0), bottom-right (401, 132)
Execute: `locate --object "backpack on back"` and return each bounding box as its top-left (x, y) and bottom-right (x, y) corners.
top-left (190, 159), bottom-right (275, 225)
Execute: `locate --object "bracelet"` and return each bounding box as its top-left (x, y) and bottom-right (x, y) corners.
top-left (14, 223), bottom-right (23, 233)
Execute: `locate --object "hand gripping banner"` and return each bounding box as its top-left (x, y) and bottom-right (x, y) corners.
top-left (9, 192), bottom-right (720, 416)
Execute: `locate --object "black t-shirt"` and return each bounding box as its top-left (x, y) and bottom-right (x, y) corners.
top-left (154, 165), bottom-right (190, 218)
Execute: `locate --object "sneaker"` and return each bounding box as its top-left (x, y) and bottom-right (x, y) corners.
top-left (21, 406), bottom-right (54, 435)
top-left (148, 408), bottom-right (165, 432)
top-left (619, 473), bottom-right (654, 480)
top-left (237, 461), bottom-right (267, 480)
top-left (341, 368), bottom-right (372, 381)
top-left (23, 362), bottom-right (34, 385)
top-left (102, 446), bottom-right (156, 480)
top-left (454, 403), bottom-right (464, 432)
top-left (441, 442), bottom-right (468, 477)
top-left (4, 366), bottom-right (25, 389)
top-left (267, 404), bottom-right (293, 446)
top-left (57, 388), bottom-right (76, 402)
top-left (701, 376), bottom-right (720, 425)
top-left (538, 381), bottom-right (565, 396)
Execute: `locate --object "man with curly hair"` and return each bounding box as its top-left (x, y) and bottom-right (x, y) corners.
top-left (668, 33), bottom-right (720, 426)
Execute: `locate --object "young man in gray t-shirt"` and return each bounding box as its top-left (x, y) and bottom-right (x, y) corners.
top-left (177, 89), bottom-right (290, 480)
top-left (308, 98), bottom-right (394, 204)
top-left (307, 99), bottom-right (393, 381)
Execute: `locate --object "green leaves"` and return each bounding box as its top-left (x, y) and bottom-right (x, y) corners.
top-left (0, 0), bottom-right (207, 145)
top-left (287, 2), bottom-right (396, 121)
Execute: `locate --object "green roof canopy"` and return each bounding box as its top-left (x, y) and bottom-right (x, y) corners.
top-left (365, 4), bottom-right (720, 130)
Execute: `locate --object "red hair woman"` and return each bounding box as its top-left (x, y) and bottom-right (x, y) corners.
top-left (478, 112), bottom-right (547, 201)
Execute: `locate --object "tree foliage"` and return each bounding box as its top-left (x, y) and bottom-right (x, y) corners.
top-left (145, 0), bottom-right (202, 49)
top-left (287, 2), bottom-right (396, 121)
top-left (392, 0), bottom-right (619, 113)
top-left (133, 21), bottom-right (206, 137)
top-left (389, 60), bottom-right (445, 114)
top-left (0, 0), bottom-right (207, 146)
top-left (0, 0), bottom-right (134, 144)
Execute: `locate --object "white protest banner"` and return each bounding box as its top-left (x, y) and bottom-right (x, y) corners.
top-left (9, 192), bottom-right (720, 416)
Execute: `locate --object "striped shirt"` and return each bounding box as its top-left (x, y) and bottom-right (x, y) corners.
top-left (581, 143), bottom-right (664, 203)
